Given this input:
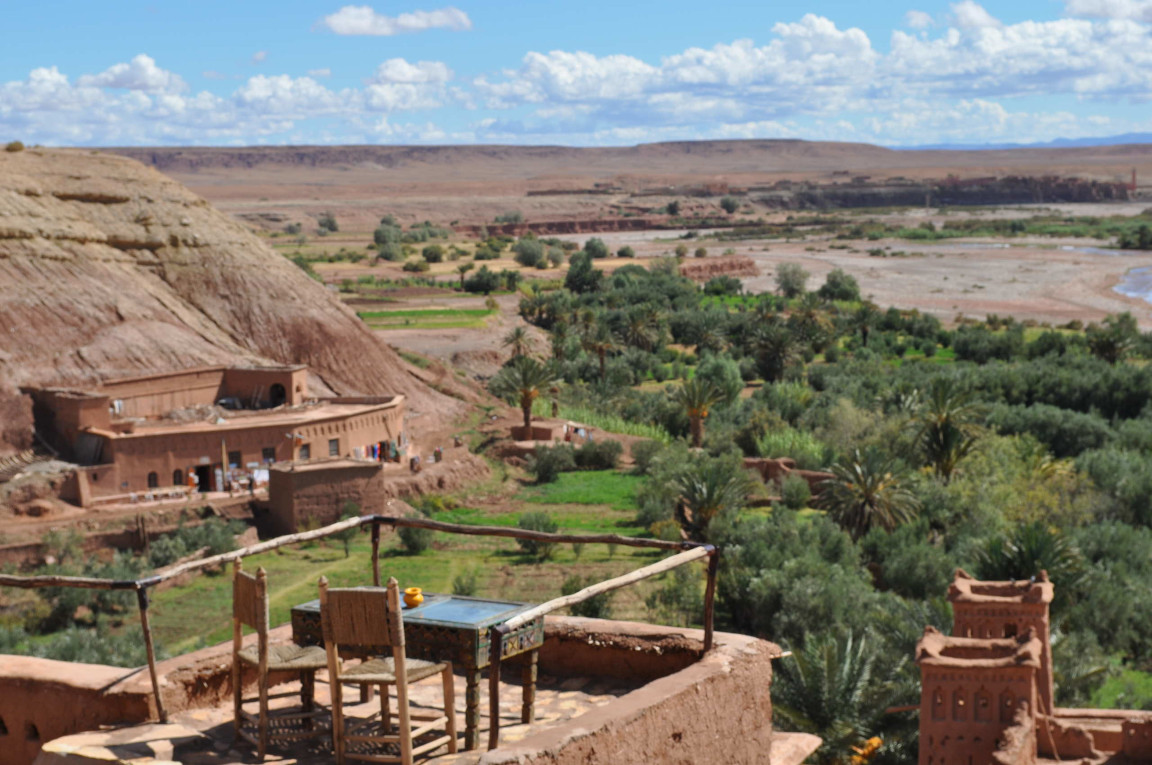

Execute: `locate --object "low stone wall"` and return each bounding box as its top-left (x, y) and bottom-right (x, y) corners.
top-left (451, 617), bottom-right (782, 765)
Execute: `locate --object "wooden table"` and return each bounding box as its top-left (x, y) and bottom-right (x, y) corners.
top-left (291, 593), bottom-right (545, 750)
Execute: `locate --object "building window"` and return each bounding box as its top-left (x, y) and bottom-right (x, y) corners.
top-left (173, 469), bottom-right (184, 487)
top-left (952, 689), bottom-right (967, 721)
top-left (227, 451), bottom-right (242, 469)
top-left (299, 443), bottom-right (311, 460)
top-left (328, 438), bottom-right (340, 457)
top-left (975, 689), bottom-right (992, 722)
top-left (262, 447), bottom-right (276, 464)
top-left (147, 472), bottom-right (159, 489)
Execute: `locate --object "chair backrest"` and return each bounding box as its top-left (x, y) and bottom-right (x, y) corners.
top-left (233, 561), bottom-right (268, 633)
top-left (320, 577), bottom-right (404, 649)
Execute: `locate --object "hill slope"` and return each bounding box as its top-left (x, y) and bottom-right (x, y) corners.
top-left (0, 148), bottom-right (462, 452)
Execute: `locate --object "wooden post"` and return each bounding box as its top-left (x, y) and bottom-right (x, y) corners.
top-left (370, 520), bottom-right (381, 587)
top-left (488, 627), bottom-right (505, 751)
top-left (136, 587), bottom-right (167, 723)
top-left (521, 650), bottom-right (538, 724)
top-left (703, 546), bottom-right (718, 652)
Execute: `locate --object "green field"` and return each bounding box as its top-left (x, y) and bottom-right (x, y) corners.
top-left (146, 470), bottom-right (675, 655)
top-left (357, 307), bottom-right (496, 330)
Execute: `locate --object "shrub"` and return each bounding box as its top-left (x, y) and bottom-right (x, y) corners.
top-left (756, 426), bottom-right (830, 470)
top-left (547, 247), bottom-right (564, 267)
top-left (562, 575), bottom-right (614, 618)
top-left (720, 196), bottom-right (739, 214)
top-left (526, 444), bottom-right (576, 483)
top-left (574, 439), bottom-right (623, 470)
top-left (675, 244), bottom-right (689, 258)
top-left (452, 569), bottom-right (479, 596)
top-left (584, 237), bottom-right (610, 259)
top-left (402, 259), bottom-right (430, 272)
top-left (474, 246), bottom-right (500, 260)
top-left (775, 262), bottom-right (810, 298)
top-left (617, 245), bottom-right (635, 258)
top-left (646, 565), bottom-right (703, 627)
top-left (517, 512), bottom-right (559, 560)
top-left (422, 244), bottom-right (445, 263)
top-left (694, 247), bottom-right (708, 258)
top-left (513, 238), bottom-right (545, 267)
top-left (5, 140), bottom-right (25, 152)
top-left (631, 440), bottom-right (665, 475)
top-left (780, 474), bottom-right (812, 510)
top-left (817, 268), bottom-right (861, 302)
top-left (377, 243), bottom-right (404, 261)
top-left (317, 212), bottom-right (338, 232)
top-left (704, 275), bottom-right (742, 296)
top-left (495, 211), bottom-right (523, 224)
top-left (464, 265), bottom-right (501, 293)
top-left (398, 521), bottom-right (435, 554)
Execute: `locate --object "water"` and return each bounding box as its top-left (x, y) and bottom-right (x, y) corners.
top-left (1117, 266), bottom-right (1152, 302)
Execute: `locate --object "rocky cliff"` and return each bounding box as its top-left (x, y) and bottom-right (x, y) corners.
top-left (0, 148), bottom-right (461, 452)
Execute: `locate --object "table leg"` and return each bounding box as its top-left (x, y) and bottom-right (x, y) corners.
top-left (302, 671), bottom-right (315, 731)
top-left (521, 649), bottom-right (538, 724)
top-left (360, 684), bottom-right (375, 703)
top-left (465, 668), bottom-right (481, 750)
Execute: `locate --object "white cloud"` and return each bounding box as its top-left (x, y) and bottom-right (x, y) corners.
top-left (906, 10), bottom-right (934, 29)
top-left (308, 68), bottom-right (333, 78)
top-left (252, 51), bottom-right (268, 64)
top-left (76, 54), bottom-right (186, 93)
top-left (1064, 0), bottom-right (1152, 20)
top-left (320, 5), bottom-right (471, 36)
top-left (950, 1), bottom-right (1002, 29)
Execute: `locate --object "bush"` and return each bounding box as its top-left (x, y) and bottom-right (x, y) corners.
top-left (675, 244), bottom-right (689, 258)
top-left (402, 259), bottom-right (430, 272)
top-left (452, 569), bottom-right (479, 596)
top-left (5, 140), bottom-right (25, 152)
top-left (584, 237), bottom-right (610, 259)
top-left (513, 238), bottom-right (545, 267)
top-left (422, 244), bottom-right (444, 263)
top-left (562, 575), bottom-right (614, 618)
top-left (817, 268), bottom-right (861, 302)
top-left (517, 511), bottom-right (559, 560)
top-left (495, 211), bottom-right (523, 224)
top-left (464, 265), bottom-right (501, 293)
top-left (574, 439), bottom-right (623, 470)
top-left (148, 518), bottom-right (242, 568)
top-left (526, 444), bottom-right (576, 483)
top-left (631, 440), bottom-right (665, 475)
top-left (646, 565), bottom-right (703, 627)
top-left (617, 245), bottom-right (635, 258)
top-left (398, 522), bottom-right (435, 554)
top-left (694, 247), bottom-right (708, 258)
top-left (377, 243), bottom-right (404, 261)
top-left (780, 474), bottom-right (812, 510)
top-left (720, 196), bottom-right (740, 214)
top-left (547, 247), bottom-right (564, 267)
top-left (756, 426), bottom-right (830, 470)
top-left (317, 212), bottom-right (338, 232)
top-left (775, 262), bottom-right (809, 298)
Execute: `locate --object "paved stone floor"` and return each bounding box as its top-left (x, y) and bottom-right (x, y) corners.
top-left (38, 668), bottom-right (642, 764)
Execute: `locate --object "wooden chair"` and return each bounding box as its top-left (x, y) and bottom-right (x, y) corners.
top-left (232, 561), bottom-right (329, 760)
top-left (319, 576), bottom-right (458, 765)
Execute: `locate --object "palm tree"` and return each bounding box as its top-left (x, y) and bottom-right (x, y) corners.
top-left (915, 377), bottom-right (984, 483)
top-left (852, 302), bottom-right (879, 347)
top-left (820, 448), bottom-right (920, 541)
top-left (581, 322), bottom-right (620, 381)
top-left (671, 378), bottom-right (725, 448)
top-left (456, 262), bottom-right (474, 288)
top-left (622, 306), bottom-right (663, 351)
top-left (673, 455), bottom-right (756, 542)
top-left (502, 326), bottom-right (532, 359)
top-left (751, 323), bottom-right (799, 383)
top-left (772, 631), bottom-right (891, 765)
top-left (488, 356), bottom-right (560, 429)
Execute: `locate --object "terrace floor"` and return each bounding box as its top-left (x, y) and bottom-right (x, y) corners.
top-left (36, 667), bottom-right (643, 764)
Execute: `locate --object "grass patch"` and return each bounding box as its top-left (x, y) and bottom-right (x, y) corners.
top-left (536, 404), bottom-right (672, 444)
top-left (397, 350), bottom-right (433, 369)
top-left (358, 307), bottom-right (496, 330)
top-left (518, 470), bottom-right (641, 512)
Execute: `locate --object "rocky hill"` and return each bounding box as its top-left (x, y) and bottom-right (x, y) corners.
top-left (0, 148), bottom-right (462, 453)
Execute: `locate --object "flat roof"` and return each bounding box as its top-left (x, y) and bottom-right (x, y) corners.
top-left (270, 457), bottom-right (385, 473)
top-left (948, 568), bottom-right (1053, 605)
top-left (916, 626), bottom-right (1043, 670)
top-left (91, 398), bottom-right (402, 439)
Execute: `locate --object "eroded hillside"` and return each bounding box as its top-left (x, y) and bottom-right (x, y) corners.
top-left (0, 148), bottom-right (462, 452)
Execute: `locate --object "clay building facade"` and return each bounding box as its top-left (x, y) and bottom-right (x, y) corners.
top-left (23, 366), bottom-right (405, 503)
top-left (917, 570), bottom-right (1152, 764)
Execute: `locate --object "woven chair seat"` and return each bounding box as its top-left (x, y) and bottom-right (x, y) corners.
top-left (340, 656), bottom-right (448, 685)
top-left (238, 643), bottom-right (329, 671)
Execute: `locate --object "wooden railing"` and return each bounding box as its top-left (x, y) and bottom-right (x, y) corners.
top-left (0, 513), bottom-right (719, 751)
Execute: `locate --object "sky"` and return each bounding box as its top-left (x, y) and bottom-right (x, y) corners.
top-left (2, 0), bottom-right (1152, 148)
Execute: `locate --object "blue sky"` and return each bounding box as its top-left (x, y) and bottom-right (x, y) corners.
top-left (2, 1), bottom-right (1152, 147)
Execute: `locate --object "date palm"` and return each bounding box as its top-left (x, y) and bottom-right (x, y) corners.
top-left (456, 262), bottom-right (474, 288)
top-left (672, 378), bottom-right (725, 448)
top-left (673, 455), bottom-right (756, 542)
top-left (915, 377), bottom-right (984, 483)
top-left (502, 326), bottom-right (532, 359)
top-left (820, 447), bottom-right (920, 541)
top-left (581, 322), bottom-right (620, 381)
top-left (489, 356), bottom-right (560, 429)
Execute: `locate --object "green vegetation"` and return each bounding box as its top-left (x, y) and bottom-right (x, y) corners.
top-left (357, 307), bottom-right (495, 330)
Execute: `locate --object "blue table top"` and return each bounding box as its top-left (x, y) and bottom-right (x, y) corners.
top-left (293, 592), bottom-right (536, 631)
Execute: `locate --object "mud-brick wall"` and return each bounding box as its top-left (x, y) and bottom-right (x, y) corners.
top-left (0, 657), bottom-right (153, 765)
top-left (267, 461), bottom-right (386, 535)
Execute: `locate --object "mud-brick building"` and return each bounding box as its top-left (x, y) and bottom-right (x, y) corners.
top-left (22, 365), bottom-right (405, 503)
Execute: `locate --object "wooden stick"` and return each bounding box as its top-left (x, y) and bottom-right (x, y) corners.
top-left (501, 547), bottom-right (710, 633)
top-left (0, 574), bottom-right (138, 590)
top-left (488, 628), bottom-right (504, 751)
top-left (370, 520), bottom-right (381, 587)
top-left (380, 515), bottom-right (697, 552)
top-left (136, 587), bottom-right (168, 723)
top-left (703, 548), bottom-right (719, 652)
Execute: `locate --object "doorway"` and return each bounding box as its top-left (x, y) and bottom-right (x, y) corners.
top-left (269, 383), bottom-right (286, 407)
top-left (194, 465), bottom-right (212, 493)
